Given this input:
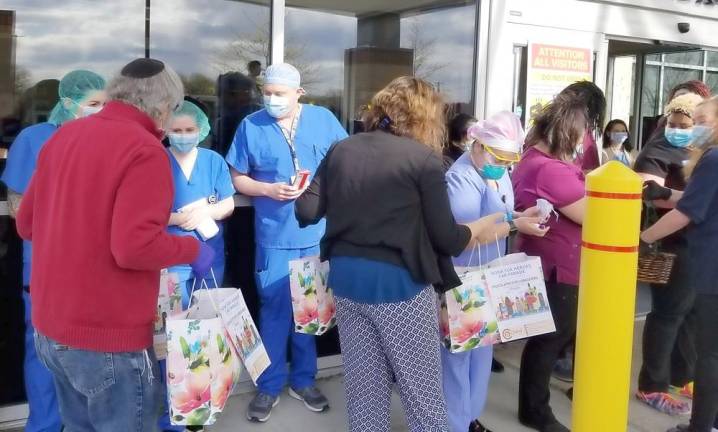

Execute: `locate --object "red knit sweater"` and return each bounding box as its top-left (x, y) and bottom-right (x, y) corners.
top-left (16, 101), bottom-right (200, 352)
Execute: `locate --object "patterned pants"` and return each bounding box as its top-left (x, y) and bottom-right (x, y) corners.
top-left (336, 288), bottom-right (449, 432)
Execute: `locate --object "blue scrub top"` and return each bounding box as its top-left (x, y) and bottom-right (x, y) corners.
top-left (225, 105), bottom-right (348, 249)
top-left (676, 148), bottom-right (718, 295)
top-left (1, 122), bottom-right (58, 286)
top-left (167, 147), bottom-right (235, 282)
top-left (446, 153), bottom-right (514, 267)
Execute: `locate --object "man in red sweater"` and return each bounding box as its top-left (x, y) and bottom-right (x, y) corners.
top-left (16, 58), bottom-right (215, 432)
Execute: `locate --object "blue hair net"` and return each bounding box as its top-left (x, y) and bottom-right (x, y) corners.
top-left (48, 70), bottom-right (106, 126)
top-left (171, 101), bottom-right (211, 142)
top-left (264, 63), bottom-right (301, 88)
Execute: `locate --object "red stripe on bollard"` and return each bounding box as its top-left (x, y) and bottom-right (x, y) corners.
top-left (586, 191), bottom-right (642, 200)
top-left (582, 241), bottom-right (639, 253)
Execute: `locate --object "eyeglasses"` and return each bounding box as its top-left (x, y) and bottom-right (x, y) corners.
top-left (483, 143), bottom-right (521, 164)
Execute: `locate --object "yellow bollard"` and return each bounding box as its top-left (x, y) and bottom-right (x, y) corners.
top-left (573, 161), bottom-right (643, 431)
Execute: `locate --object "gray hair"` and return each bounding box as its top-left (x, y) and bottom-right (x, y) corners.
top-left (106, 64), bottom-right (184, 121)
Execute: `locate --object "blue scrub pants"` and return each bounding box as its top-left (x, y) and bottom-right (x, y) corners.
top-left (22, 290), bottom-right (63, 432)
top-left (441, 344), bottom-right (494, 432)
top-left (255, 245), bottom-right (319, 397)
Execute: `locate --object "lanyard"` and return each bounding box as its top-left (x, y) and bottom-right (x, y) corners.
top-left (277, 105), bottom-right (303, 175)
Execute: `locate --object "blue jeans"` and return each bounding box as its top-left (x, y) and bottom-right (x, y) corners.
top-left (22, 291), bottom-right (62, 432)
top-left (255, 245), bottom-right (319, 396)
top-left (34, 332), bottom-right (162, 432)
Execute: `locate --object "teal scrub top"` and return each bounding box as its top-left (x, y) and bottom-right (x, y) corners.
top-left (167, 147), bottom-right (235, 282)
top-left (1, 122), bottom-right (58, 286)
top-left (225, 104), bottom-right (348, 249)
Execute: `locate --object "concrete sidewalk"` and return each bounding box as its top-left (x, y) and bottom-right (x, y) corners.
top-left (208, 320), bottom-right (688, 432)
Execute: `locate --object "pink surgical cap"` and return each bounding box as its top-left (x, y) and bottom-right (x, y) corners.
top-left (467, 111), bottom-right (525, 154)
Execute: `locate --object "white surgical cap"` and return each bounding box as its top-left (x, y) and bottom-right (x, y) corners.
top-left (264, 63), bottom-right (301, 89)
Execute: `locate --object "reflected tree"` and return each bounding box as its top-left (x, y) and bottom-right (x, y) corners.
top-left (14, 66), bottom-right (32, 98)
top-left (212, 11), bottom-right (320, 91)
top-left (404, 18), bottom-right (446, 83)
top-left (181, 73), bottom-right (216, 97)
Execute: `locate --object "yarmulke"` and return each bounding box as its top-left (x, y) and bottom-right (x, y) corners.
top-left (121, 58), bottom-right (165, 79)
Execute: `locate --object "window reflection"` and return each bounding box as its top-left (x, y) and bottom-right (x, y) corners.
top-left (285, 1), bottom-right (478, 133)
top-left (0, 0), bottom-right (271, 411)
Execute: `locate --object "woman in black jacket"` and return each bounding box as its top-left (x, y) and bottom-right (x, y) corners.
top-left (296, 76), bottom-right (544, 431)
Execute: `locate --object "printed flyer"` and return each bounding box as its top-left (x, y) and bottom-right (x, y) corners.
top-left (485, 255), bottom-right (556, 342)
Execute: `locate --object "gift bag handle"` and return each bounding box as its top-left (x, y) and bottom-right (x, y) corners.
top-left (187, 268), bottom-right (222, 315)
top-left (465, 239), bottom-right (482, 273)
top-left (490, 233), bottom-right (507, 265)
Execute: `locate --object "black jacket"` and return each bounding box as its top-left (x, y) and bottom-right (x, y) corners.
top-left (295, 130), bottom-right (471, 292)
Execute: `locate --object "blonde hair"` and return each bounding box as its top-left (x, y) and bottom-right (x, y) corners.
top-left (664, 93), bottom-right (704, 120)
top-left (684, 96), bottom-right (718, 178)
top-left (363, 76), bottom-right (446, 152)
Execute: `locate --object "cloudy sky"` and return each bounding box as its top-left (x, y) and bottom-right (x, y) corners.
top-left (4, 0), bottom-right (477, 103)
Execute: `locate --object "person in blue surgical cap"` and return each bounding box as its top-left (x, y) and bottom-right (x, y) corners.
top-left (159, 100), bottom-right (235, 432)
top-left (226, 63), bottom-right (347, 423)
top-left (0, 69), bottom-right (106, 432)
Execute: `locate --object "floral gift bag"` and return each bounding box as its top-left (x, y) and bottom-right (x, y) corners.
top-left (289, 257), bottom-right (336, 335)
top-left (166, 284), bottom-right (242, 426)
top-left (439, 267), bottom-right (500, 353)
top-left (154, 269), bottom-right (183, 360)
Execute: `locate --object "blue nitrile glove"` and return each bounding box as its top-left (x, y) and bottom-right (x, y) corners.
top-left (190, 242), bottom-right (215, 280)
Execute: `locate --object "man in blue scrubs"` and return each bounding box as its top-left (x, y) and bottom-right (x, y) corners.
top-left (226, 63), bottom-right (347, 423)
top-left (1, 69), bottom-right (106, 432)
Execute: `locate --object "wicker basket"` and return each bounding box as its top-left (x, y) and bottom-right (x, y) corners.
top-left (637, 251), bottom-right (676, 285)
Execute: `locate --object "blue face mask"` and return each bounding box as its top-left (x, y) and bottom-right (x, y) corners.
top-left (691, 125), bottom-right (713, 148)
top-left (479, 164), bottom-right (507, 180)
top-left (263, 95), bottom-right (291, 119)
top-left (168, 133), bottom-right (200, 153)
top-left (665, 127), bottom-right (693, 148)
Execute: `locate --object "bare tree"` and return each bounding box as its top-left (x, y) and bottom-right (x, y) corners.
top-left (403, 18), bottom-right (446, 82)
top-left (181, 73), bottom-right (216, 96)
top-left (14, 66), bottom-right (32, 97)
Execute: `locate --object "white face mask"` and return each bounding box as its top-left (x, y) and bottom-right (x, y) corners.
top-left (572, 142), bottom-right (585, 160)
top-left (71, 99), bottom-right (103, 118)
top-left (81, 105), bottom-right (103, 117)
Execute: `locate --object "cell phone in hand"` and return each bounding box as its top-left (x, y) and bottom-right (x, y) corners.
top-left (293, 169), bottom-right (311, 189)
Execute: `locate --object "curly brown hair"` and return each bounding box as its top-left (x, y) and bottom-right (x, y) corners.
top-left (525, 93), bottom-right (587, 160)
top-left (363, 76), bottom-right (446, 152)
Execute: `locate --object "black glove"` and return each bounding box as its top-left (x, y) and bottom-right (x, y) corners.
top-left (642, 180), bottom-right (672, 201)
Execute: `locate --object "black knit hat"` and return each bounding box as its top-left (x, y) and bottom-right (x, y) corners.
top-left (121, 58), bottom-right (165, 78)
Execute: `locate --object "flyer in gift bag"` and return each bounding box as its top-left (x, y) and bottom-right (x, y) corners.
top-left (484, 254), bottom-right (556, 342)
top-left (165, 289), bottom-right (242, 426)
top-left (289, 257), bottom-right (336, 335)
top-left (439, 267), bottom-right (500, 353)
top-left (213, 288), bottom-right (271, 384)
top-left (154, 270), bottom-right (183, 360)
